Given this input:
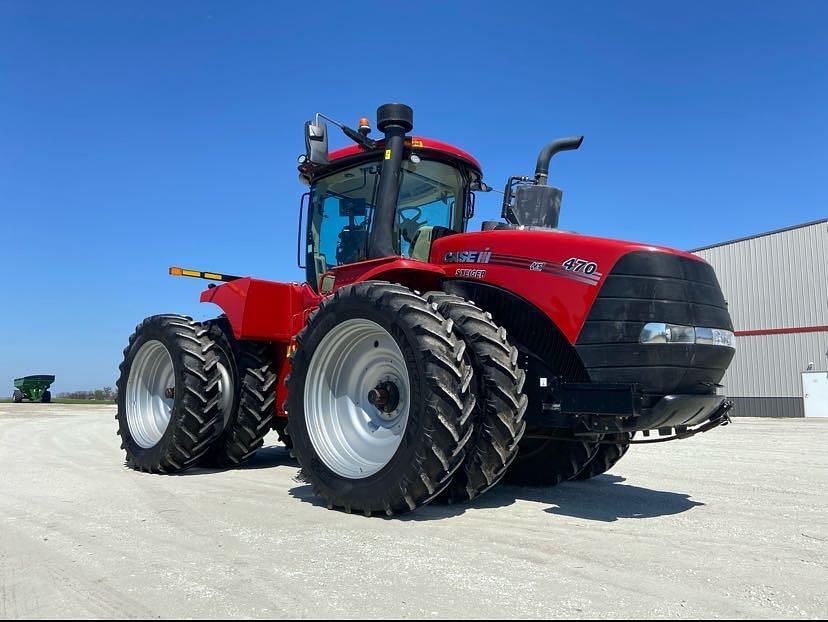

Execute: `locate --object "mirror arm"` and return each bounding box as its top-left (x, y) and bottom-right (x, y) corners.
top-left (316, 112), bottom-right (376, 150)
top-left (341, 125), bottom-right (377, 150)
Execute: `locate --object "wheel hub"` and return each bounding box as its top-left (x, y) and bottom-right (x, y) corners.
top-left (367, 380), bottom-right (400, 418)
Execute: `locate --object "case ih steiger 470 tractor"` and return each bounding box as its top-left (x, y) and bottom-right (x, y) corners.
top-left (116, 103), bottom-right (736, 515)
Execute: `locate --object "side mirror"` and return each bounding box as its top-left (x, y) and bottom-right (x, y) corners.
top-left (469, 179), bottom-right (492, 193)
top-left (304, 120), bottom-right (329, 165)
top-left (511, 185), bottom-right (563, 228)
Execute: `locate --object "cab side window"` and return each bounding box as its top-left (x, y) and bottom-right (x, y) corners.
top-left (307, 162), bottom-right (380, 288)
top-left (395, 159), bottom-right (465, 257)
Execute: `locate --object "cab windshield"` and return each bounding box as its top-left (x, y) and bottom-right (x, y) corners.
top-left (306, 158), bottom-right (466, 289)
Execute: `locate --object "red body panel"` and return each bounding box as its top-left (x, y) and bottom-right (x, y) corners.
top-left (201, 278), bottom-right (320, 421)
top-left (200, 278), bottom-right (319, 341)
top-left (431, 229), bottom-right (706, 344)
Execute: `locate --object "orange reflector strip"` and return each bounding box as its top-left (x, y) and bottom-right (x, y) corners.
top-left (168, 267), bottom-right (242, 282)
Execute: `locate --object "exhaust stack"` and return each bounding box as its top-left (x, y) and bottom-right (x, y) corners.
top-left (534, 136), bottom-right (583, 185)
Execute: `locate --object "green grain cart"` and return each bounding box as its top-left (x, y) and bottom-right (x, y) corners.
top-left (13, 375), bottom-right (55, 403)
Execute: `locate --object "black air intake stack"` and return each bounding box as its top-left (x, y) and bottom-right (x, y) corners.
top-left (368, 103), bottom-right (413, 259)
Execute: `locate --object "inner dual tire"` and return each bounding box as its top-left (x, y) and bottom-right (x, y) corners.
top-left (287, 282), bottom-right (476, 516)
top-left (200, 318), bottom-right (278, 467)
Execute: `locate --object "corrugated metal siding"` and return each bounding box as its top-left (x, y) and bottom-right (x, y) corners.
top-left (720, 331), bottom-right (827, 397)
top-left (695, 221), bottom-right (827, 330)
top-left (730, 397), bottom-right (804, 418)
top-left (694, 220), bottom-right (828, 406)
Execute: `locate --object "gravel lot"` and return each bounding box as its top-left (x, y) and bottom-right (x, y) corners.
top-left (0, 403), bottom-right (825, 619)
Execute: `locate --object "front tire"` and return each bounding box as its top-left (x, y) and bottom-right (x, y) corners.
top-left (41, 390), bottom-right (51, 403)
top-left (287, 282), bottom-right (475, 516)
top-left (116, 314), bottom-right (223, 473)
top-left (12, 390), bottom-right (23, 403)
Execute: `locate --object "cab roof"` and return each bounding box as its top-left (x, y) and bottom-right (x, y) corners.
top-left (328, 136), bottom-right (482, 174)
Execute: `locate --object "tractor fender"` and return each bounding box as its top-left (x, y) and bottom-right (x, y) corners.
top-left (328, 257), bottom-right (447, 294)
top-left (200, 278), bottom-right (320, 342)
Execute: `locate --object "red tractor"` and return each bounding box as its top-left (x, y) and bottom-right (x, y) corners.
top-left (116, 103), bottom-right (736, 515)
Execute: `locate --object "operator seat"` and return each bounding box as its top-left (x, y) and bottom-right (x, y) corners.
top-left (409, 226), bottom-right (456, 262)
top-left (336, 226), bottom-right (368, 265)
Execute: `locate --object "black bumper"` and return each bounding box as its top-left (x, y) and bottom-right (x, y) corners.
top-left (537, 382), bottom-right (733, 436)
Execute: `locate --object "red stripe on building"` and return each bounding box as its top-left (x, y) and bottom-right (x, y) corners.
top-left (735, 326), bottom-right (828, 337)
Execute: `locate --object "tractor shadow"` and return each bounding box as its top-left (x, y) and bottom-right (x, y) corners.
top-left (174, 444), bottom-right (296, 476)
top-left (539, 475), bottom-right (704, 522)
top-left (289, 474), bottom-right (704, 522)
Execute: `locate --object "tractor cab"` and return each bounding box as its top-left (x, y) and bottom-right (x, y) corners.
top-left (298, 106), bottom-right (482, 291)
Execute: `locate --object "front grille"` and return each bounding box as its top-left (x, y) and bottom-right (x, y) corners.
top-left (575, 251), bottom-right (734, 395)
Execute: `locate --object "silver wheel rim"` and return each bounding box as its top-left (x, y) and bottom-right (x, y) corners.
top-left (125, 340), bottom-right (175, 449)
top-left (304, 318), bottom-right (410, 479)
top-left (216, 360), bottom-right (234, 430)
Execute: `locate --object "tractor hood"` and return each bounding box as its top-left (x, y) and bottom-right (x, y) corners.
top-left (431, 228), bottom-right (714, 345)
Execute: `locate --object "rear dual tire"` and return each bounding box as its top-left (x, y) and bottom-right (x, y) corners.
top-left (116, 315), bottom-right (279, 473)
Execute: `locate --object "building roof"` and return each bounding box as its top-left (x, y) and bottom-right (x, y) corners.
top-left (691, 218), bottom-right (828, 252)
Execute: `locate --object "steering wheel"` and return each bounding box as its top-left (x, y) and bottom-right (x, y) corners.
top-left (398, 207), bottom-right (427, 243)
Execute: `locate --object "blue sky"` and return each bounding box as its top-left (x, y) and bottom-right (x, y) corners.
top-left (1, 1), bottom-right (826, 393)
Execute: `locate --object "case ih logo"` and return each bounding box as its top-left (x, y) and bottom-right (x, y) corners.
top-left (444, 249), bottom-right (602, 286)
top-left (443, 250), bottom-right (492, 264)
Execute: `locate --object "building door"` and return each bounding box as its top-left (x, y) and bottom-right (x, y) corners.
top-left (802, 371), bottom-right (828, 418)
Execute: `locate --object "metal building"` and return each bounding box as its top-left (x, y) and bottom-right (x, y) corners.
top-left (692, 219), bottom-right (828, 417)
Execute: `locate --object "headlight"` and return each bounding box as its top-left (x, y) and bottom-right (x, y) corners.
top-left (640, 322), bottom-right (735, 348)
top-left (694, 327), bottom-right (736, 348)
